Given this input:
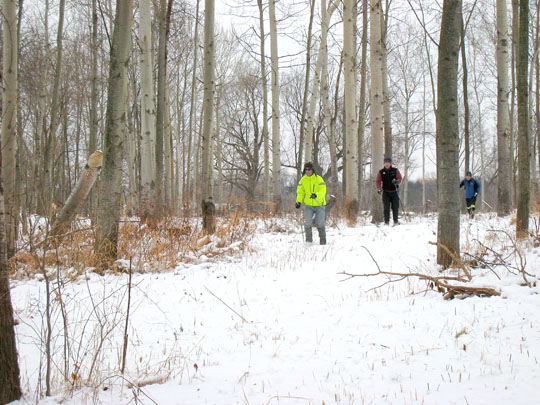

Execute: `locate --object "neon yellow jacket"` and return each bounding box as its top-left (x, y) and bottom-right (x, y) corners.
top-left (296, 174), bottom-right (327, 206)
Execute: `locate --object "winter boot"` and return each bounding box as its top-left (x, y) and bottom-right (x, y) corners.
top-left (304, 226), bottom-right (313, 243)
top-left (318, 227), bottom-right (326, 245)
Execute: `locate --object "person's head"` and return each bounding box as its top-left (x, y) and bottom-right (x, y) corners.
top-left (303, 162), bottom-right (315, 176)
top-left (466, 171), bottom-right (472, 180)
top-left (383, 157), bottom-right (392, 169)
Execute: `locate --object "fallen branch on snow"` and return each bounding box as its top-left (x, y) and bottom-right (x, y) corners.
top-left (340, 246), bottom-right (500, 300)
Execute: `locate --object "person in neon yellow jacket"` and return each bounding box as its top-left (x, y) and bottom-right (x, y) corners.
top-left (295, 162), bottom-right (327, 244)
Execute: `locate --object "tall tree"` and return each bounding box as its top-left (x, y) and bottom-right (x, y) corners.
top-left (343, 0), bottom-right (359, 222)
top-left (201, 0), bottom-right (216, 233)
top-left (139, 0), bottom-right (157, 220)
top-left (496, 0), bottom-right (512, 215)
top-left (516, 0), bottom-right (530, 237)
top-left (357, 0), bottom-right (369, 203)
top-left (381, 0), bottom-right (393, 158)
top-left (1, 0), bottom-right (19, 259)
top-left (155, 0), bottom-right (167, 215)
top-left (257, 0), bottom-right (270, 203)
top-left (269, 0), bottom-right (282, 211)
top-left (370, 0), bottom-right (384, 223)
top-left (95, 0), bottom-right (134, 263)
top-left (460, 16), bottom-right (471, 175)
top-left (436, 0), bottom-right (462, 266)
top-left (0, 0), bottom-right (22, 399)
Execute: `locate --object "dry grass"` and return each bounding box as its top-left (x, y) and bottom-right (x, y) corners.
top-left (12, 212), bottom-right (257, 278)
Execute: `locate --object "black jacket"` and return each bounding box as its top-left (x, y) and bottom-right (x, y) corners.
top-left (376, 167), bottom-right (402, 192)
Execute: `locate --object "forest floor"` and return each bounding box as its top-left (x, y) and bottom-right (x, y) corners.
top-left (9, 213), bottom-right (540, 405)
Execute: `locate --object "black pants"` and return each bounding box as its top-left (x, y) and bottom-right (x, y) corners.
top-left (466, 196), bottom-right (477, 211)
top-left (382, 191), bottom-right (399, 223)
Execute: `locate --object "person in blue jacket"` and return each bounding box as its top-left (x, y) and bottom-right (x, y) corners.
top-left (459, 171), bottom-right (481, 218)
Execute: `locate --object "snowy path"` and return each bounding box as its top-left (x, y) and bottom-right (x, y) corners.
top-left (11, 215), bottom-right (540, 404)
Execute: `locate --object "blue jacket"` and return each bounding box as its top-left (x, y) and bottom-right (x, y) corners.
top-left (460, 177), bottom-right (481, 198)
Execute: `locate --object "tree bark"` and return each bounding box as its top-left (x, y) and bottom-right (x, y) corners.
top-left (516, 0), bottom-right (530, 237)
top-left (269, 0), bottom-right (282, 212)
top-left (51, 152), bottom-right (103, 236)
top-left (0, 0), bottom-right (22, 401)
top-left (139, 0), bottom-right (157, 220)
top-left (357, 0), bottom-right (368, 204)
top-left (496, 0), bottom-right (512, 216)
top-left (95, 0), bottom-right (134, 264)
top-left (370, 0), bottom-right (384, 223)
top-left (257, 0), bottom-right (271, 203)
top-left (201, 0), bottom-right (216, 233)
top-left (436, 0), bottom-right (462, 266)
top-left (381, 1), bottom-right (393, 158)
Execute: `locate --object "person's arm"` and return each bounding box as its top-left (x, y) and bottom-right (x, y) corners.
top-left (316, 176), bottom-right (327, 199)
top-left (475, 179), bottom-right (481, 193)
top-left (296, 178), bottom-right (305, 203)
top-left (376, 171), bottom-right (382, 189)
top-left (396, 169), bottom-right (403, 184)
top-left (459, 180), bottom-right (464, 188)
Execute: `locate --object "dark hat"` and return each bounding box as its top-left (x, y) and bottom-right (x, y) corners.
top-left (303, 162), bottom-right (315, 174)
top-left (384, 157), bottom-right (392, 163)
top-left (466, 171), bottom-right (472, 176)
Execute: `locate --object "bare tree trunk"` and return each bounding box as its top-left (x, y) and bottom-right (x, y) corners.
top-left (95, 0), bottom-right (134, 264)
top-left (357, 0), bottom-right (369, 204)
top-left (370, 0), bottom-right (384, 223)
top-left (89, 0), bottom-right (99, 154)
top-left (461, 16), bottom-right (471, 175)
top-left (186, 0), bottom-right (201, 209)
top-left (164, 83), bottom-right (174, 211)
top-left (298, 0), bottom-right (316, 177)
top-left (41, 0), bottom-right (65, 218)
top-left (496, 0), bottom-right (512, 215)
top-left (201, 0), bottom-right (216, 234)
top-left (436, 0), bottom-right (462, 266)
top-left (511, 0), bottom-right (519, 206)
top-left (0, 190), bottom-right (21, 403)
top-left (139, 0), bottom-right (157, 220)
top-left (516, 0), bottom-right (530, 237)
top-left (257, 0), bottom-right (270, 203)
top-left (0, 1), bottom-right (22, 398)
top-left (52, 152), bottom-right (103, 235)
top-left (269, 0), bottom-right (282, 212)
top-left (305, 0), bottom-right (338, 166)
top-left (1, 0), bottom-right (18, 259)
top-left (381, 1), bottom-right (392, 158)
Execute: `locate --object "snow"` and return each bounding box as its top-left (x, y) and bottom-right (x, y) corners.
top-left (10, 214), bottom-right (540, 404)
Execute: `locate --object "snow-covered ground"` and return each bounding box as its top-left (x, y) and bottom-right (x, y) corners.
top-left (10, 214), bottom-right (540, 404)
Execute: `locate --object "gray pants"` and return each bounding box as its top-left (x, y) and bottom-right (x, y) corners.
top-left (304, 205), bottom-right (326, 227)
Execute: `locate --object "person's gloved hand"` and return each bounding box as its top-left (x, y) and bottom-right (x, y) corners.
top-left (392, 179), bottom-right (399, 185)
top-left (474, 192), bottom-right (478, 197)
top-left (377, 189), bottom-right (382, 195)
top-left (295, 202), bottom-right (301, 209)
top-left (310, 193), bottom-right (317, 199)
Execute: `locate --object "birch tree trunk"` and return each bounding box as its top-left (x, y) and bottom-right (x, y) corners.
top-left (155, 0), bottom-right (167, 216)
top-left (516, 0), bottom-right (530, 237)
top-left (186, 0), bottom-right (201, 209)
top-left (305, 0), bottom-right (338, 165)
top-left (0, 1), bottom-right (22, 399)
top-left (0, 190), bottom-right (21, 403)
top-left (41, 0), bottom-right (65, 217)
top-left (370, 0), bottom-right (384, 223)
top-left (89, 0), bottom-right (99, 154)
top-left (357, 0), bottom-right (368, 203)
top-left (164, 83), bottom-right (174, 211)
top-left (496, 0), bottom-right (512, 216)
top-left (51, 152), bottom-right (103, 236)
top-left (342, 0), bottom-right (359, 222)
top-left (201, 0), bottom-right (216, 234)
top-left (381, 2), bottom-right (393, 158)
top-left (139, 0), bottom-right (157, 220)
top-left (257, 0), bottom-right (270, 203)
top-left (269, 0), bottom-right (282, 212)
top-left (436, 0), bottom-right (462, 266)
top-left (298, 0), bottom-right (316, 178)
top-left (95, 0), bottom-right (134, 264)
top-left (1, 0), bottom-right (18, 259)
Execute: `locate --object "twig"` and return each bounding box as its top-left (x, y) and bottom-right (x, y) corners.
top-left (204, 286), bottom-right (248, 323)
top-left (428, 241), bottom-right (472, 281)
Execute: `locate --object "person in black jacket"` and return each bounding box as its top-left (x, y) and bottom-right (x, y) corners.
top-left (376, 157), bottom-right (403, 225)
